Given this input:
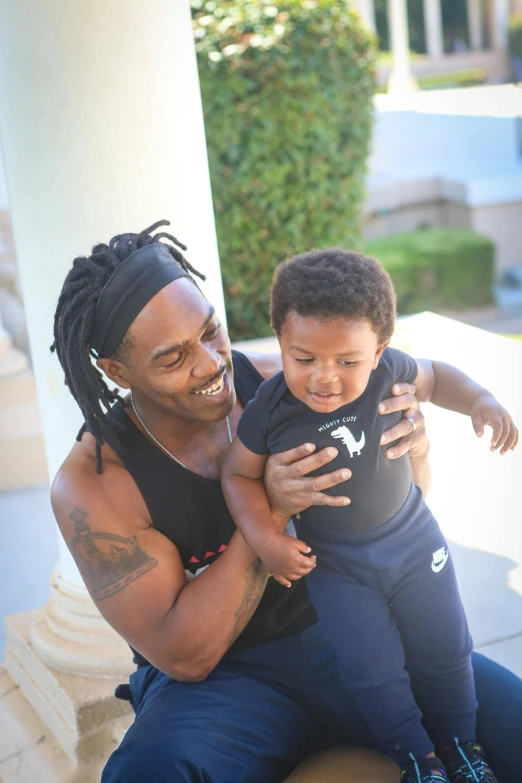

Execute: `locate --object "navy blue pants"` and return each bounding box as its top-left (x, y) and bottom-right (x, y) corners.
top-left (302, 485), bottom-right (475, 765)
top-left (102, 622), bottom-right (522, 783)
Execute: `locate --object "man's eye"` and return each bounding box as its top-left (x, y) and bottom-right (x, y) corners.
top-left (162, 354), bottom-right (183, 369)
top-left (205, 324), bottom-right (221, 339)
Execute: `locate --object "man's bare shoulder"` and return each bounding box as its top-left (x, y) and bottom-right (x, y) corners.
top-left (51, 432), bottom-right (151, 542)
top-left (243, 351), bottom-right (282, 380)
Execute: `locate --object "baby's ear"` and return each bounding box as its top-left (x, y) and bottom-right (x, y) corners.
top-left (372, 341), bottom-right (390, 370)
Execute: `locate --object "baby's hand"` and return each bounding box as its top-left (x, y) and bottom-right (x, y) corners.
top-left (471, 395), bottom-right (519, 454)
top-left (258, 533), bottom-right (315, 588)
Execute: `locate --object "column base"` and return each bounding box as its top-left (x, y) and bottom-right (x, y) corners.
top-left (3, 610), bottom-right (133, 775)
top-left (387, 71), bottom-right (418, 93)
top-left (0, 665), bottom-right (130, 783)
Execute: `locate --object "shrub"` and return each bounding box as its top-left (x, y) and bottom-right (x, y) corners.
top-left (364, 229), bottom-right (495, 315)
top-left (192, 0), bottom-right (377, 340)
top-left (509, 14), bottom-right (522, 61)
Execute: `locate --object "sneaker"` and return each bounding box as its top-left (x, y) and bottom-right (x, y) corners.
top-left (400, 754), bottom-right (449, 782)
top-left (439, 740), bottom-right (498, 782)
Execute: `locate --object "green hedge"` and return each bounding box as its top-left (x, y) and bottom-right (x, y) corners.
top-left (192, 1), bottom-right (377, 340)
top-left (364, 229), bottom-right (495, 315)
top-left (509, 13), bottom-right (522, 60)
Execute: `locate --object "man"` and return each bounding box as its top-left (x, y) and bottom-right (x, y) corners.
top-left (51, 221), bottom-right (522, 783)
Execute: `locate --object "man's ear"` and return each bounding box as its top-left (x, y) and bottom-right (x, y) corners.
top-left (96, 358), bottom-right (131, 390)
top-left (372, 341), bottom-right (390, 370)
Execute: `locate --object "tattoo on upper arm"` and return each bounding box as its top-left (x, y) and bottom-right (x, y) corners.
top-left (69, 506), bottom-right (158, 601)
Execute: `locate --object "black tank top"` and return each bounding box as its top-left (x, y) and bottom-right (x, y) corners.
top-left (109, 350), bottom-right (316, 665)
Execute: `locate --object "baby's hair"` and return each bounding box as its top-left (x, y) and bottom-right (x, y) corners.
top-left (270, 248), bottom-right (396, 343)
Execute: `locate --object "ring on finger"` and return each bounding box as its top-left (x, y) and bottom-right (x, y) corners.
top-left (404, 416), bottom-right (416, 435)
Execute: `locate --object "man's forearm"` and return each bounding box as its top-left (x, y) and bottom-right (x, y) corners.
top-left (163, 532), bottom-right (268, 680)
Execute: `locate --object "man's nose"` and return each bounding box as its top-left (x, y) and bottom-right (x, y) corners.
top-left (193, 343), bottom-right (222, 379)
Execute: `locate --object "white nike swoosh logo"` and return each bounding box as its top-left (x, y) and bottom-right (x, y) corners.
top-left (431, 553), bottom-right (449, 573)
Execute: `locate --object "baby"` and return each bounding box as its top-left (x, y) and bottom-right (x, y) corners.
top-left (222, 248), bottom-right (518, 783)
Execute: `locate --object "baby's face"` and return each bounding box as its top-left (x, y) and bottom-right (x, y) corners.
top-left (278, 313), bottom-right (388, 414)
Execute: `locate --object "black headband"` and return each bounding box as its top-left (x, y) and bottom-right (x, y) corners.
top-left (90, 242), bottom-right (192, 357)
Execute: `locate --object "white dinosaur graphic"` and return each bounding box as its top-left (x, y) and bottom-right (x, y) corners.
top-left (331, 426), bottom-right (365, 457)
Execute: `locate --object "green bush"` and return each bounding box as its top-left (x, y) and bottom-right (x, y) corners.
top-left (364, 229), bottom-right (495, 315)
top-left (509, 13), bottom-right (522, 60)
top-left (192, 0), bottom-right (377, 340)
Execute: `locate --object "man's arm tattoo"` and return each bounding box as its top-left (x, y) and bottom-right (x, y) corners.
top-left (69, 506), bottom-right (158, 601)
top-left (229, 558), bottom-right (268, 645)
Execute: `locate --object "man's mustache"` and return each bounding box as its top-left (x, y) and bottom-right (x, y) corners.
top-left (191, 364), bottom-right (229, 394)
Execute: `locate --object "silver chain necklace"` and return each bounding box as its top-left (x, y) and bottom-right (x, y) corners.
top-left (130, 392), bottom-right (232, 470)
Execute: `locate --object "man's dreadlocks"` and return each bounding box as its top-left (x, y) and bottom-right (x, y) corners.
top-left (51, 219), bottom-right (204, 474)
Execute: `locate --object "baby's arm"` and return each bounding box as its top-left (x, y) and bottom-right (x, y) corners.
top-left (222, 438), bottom-right (316, 587)
top-left (413, 359), bottom-right (518, 454)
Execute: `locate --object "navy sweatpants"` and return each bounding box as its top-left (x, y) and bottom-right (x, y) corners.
top-left (302, 485), bottom-right (475, 766)
top-left (101, 624), bottom-right (522, 783)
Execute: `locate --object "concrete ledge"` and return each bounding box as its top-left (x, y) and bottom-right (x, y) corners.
top-left (284, 747), bottom-right (396, 782)
top-left (4, 611), bottom-right (132, 764)
top-left (0, 665), bottom-right (130, 783)
top-left (0, 339), bottom-right (48, 490)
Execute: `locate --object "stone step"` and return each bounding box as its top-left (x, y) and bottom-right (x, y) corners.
top-left (0, 368), bottom-right (40, 409)
top-left (4, 612), bottom-right (132, 766)
top-left (0, 665), bottom-right (126, 783)
top-left (0, 431), bottom-right (48, 490)
top-left (0, 344), bottom-right (27, 379)
top-left (0, 345), bottom-right (48, 490)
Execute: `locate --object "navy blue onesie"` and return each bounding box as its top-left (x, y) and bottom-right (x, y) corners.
top-left (237, 347), bottom-right (477, 765)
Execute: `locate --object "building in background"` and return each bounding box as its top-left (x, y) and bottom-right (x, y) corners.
top-left (352, 0), bottom-right (518, 88)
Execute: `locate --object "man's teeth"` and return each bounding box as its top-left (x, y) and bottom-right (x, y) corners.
top-left (195, 376), bottom-right (225, 395)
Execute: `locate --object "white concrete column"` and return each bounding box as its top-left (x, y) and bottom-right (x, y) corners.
top-left (491, 0), bottom-right (509, 50)
top-left (0, 0), bottom-right (223, 579)
top-left (0, 0), bottom-right (224, 762)
top-left (387, 0), bottom-right (418, 92)
top-left (0, 148), bottom-right (8, 210)
top-left (351, 0), bottom-right (376, 33)
top-left (423, 0), bottom-right (444, 57)
top-left (466, 0), bottom-right (483, 51)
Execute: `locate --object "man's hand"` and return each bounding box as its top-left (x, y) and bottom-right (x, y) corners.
top-left (264, 384), bottom-right (430, 515)
top-left (378, 383), bottom-right (429, 460)
top-left (258, 533), bottom-right (315, 588)
top-left (264, 443), bottom-right (352, 521)
top-left (470, 395), bottom-right (519, 454)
